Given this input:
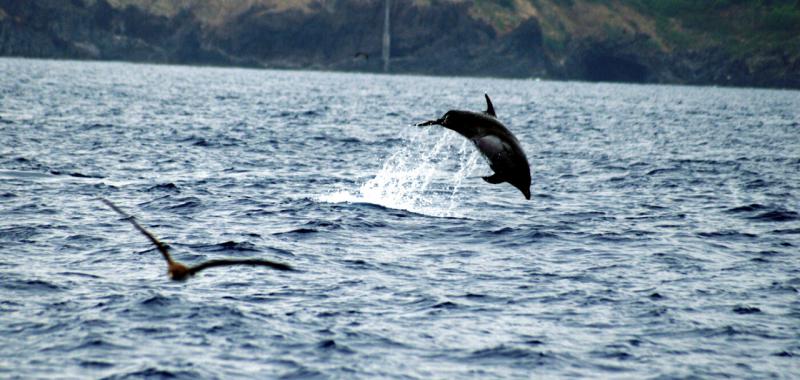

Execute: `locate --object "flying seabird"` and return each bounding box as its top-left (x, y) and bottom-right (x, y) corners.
top-left (99, 198), bottom-right (293, 281)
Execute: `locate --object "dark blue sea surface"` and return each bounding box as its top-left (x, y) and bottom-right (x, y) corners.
top-left (1, 58), bottom-right (799, 379)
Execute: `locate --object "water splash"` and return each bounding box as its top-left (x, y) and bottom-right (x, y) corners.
top-left (320, 129), bottom-right (481, 217)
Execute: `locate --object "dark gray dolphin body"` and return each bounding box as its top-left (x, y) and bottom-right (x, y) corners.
top-left (417, 94), bottom-right (531, 200)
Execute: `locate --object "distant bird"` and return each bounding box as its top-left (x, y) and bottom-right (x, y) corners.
top-left (99, 198), bottom-right (293, 281)
top-left (417, 94), bottom-right (532, 200)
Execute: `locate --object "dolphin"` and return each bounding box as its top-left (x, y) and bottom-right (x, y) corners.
top-left (417, 94), bottom-right (532, 200)
top-left (99, 198), bottom-right (293, 281)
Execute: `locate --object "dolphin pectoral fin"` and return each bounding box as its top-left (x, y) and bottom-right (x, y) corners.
top-left (484, 94), bottom-right (496, 117)
top-left (482, 173), bottom-right (505, 184)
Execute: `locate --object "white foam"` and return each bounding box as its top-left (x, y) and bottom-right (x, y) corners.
top-left (319, 129), bottom-right (481, 218)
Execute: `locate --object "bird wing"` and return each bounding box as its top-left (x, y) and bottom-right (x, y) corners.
top-left (100, 198), bottom-right (174, 264)
top-left (187, 259), bottom-right (294, 276)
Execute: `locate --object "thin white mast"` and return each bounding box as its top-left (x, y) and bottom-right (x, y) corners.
top-left (382, 0), bottom-right (391, 72)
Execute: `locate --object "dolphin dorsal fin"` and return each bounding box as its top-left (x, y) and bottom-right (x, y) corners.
top-left (484, 94), bottom-right (496, 117)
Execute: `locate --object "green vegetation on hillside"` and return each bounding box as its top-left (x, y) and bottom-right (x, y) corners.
top-left (470, 0), bottom-right (799, 61)
top-left (627, 0), bottom-right (800, 54)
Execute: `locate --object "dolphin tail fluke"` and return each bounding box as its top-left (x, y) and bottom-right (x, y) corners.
top-left (482, 173), bottom-right (505, 184)
top-left (484, 94), bottom-right (496, 117)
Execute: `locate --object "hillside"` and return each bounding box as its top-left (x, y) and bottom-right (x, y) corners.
top-left (1, 0), bottom-right (798, 88)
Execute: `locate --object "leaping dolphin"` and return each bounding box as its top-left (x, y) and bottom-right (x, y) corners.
top-left (417, 94), bottom-right (532, 200)
top-left (99, 198), bottom-right (293, 281)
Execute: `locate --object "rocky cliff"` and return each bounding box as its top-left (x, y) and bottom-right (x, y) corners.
top-left (1, 0), bottom-right (798, 88)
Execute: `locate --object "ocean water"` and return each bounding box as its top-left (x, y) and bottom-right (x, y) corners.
top-left (1, 58), bottom-right (799, 379)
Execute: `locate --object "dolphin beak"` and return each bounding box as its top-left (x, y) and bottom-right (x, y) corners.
top-left (416, 118), bottom-right (443, 127)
